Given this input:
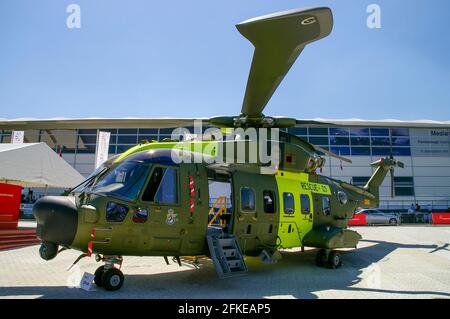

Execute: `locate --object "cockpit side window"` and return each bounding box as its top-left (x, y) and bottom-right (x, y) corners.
top-left (142, 166), bottom-right (178, 204)
top-left (155, 168), bottom-right (178, 204)
top-left (142, 167), bottom-right (164, 202)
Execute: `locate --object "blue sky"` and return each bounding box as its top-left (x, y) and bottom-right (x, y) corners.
top-left (0, 0), bottom-right (449, 120)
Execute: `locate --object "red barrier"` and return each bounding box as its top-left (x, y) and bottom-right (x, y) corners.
top-left (431, 212), bottom-right (450, 225)
top-left (348, 213), bottom-right (367, 226)
top-left (0, 184), bottom-right (22, 229)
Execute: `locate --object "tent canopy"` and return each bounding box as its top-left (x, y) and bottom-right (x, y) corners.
top-left (0, 143), bottom-right (85, 188)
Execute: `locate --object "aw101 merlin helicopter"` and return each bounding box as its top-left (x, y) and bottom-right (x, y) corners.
top-left (33, 7), bottom-right (403, 291)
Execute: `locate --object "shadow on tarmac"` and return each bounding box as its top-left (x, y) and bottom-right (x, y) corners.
top-left (0, 239), bottom-right (449, 299)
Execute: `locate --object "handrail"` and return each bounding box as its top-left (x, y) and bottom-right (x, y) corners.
top-left (208, 196), bottom-right (228, 227)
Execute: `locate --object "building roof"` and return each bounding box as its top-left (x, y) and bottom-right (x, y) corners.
top-left (0, 117), bottom-right (449, 130)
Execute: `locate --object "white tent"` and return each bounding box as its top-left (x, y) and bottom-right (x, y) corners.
top-left (0, 143), bottom-right (84, 188)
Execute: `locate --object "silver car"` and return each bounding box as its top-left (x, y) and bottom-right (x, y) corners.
top-left (358, 209), bottom-right (401, 225)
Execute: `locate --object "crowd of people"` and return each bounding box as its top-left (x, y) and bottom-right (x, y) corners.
top-left (408, 203), bottom-right (421, 213)
top-left (21, 189), bottom-right (36, 204)
top-left (407, 202), bottom-right (433, 223)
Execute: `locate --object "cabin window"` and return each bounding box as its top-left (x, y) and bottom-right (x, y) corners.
top-left (283, 192), bottom-right (295, 214)
top-left (338, 191), bottom-right (348, 205)
top-left (263, 190), bottom-right (276, 214)
top-left (142, 167), bottom-right (178, 204)
top-left (300, 194), bottom-right (311, 214)
top-left (322, 196), bottom-right (331, 216)
top-left (106, 202), bottom-right (129, 222)
top-left (241, 187), bottom-right (255, 212)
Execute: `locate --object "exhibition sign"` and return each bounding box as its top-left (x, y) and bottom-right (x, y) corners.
top-left (431, 212), bottom-right (450, 225)
top-left (410, 129), bottom-right (450, 157)
top-left (10, 131), bottom-right (24, 144)
top-left (348, 213), bottom-right (367, 226)
top-left (95, 131), bottom-right (111, 169)
top-left (0, 183), bottom-right (22, 229)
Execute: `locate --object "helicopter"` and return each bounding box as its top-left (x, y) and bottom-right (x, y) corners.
top-left (33, 7), bottom-right (403, 291)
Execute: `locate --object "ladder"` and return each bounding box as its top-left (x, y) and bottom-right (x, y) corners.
top-left (207, 228), bottom-right (248, 279)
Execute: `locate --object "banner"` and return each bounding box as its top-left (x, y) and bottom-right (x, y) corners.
top-left (11, 131), bottom-right (24, 144)
top-left (95, 131), bottom-right (111, 169)
top-left (0, 183), bottom-right (22, 229)
top-left (410, 128), bottom-right (450, 157)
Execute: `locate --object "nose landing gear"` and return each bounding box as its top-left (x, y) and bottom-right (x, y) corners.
top-left (39, 242), bottom-right (58, 260)
top-left (94, 255), bottom-right (124, 291)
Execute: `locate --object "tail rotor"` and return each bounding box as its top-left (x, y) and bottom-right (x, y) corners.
top-left (370, 155), bottom-right (404, 198)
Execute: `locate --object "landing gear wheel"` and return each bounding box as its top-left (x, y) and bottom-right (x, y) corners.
top-left (315, 249), bottom-right (327, 267)
top-left (326, 251), bottom-right (342, 269)
top-left (94, 265), bottom-right (105, 287)
top-left (39, 242), bottom-right (58, 260)
top-left (102, 268), bottom-right (124, 291)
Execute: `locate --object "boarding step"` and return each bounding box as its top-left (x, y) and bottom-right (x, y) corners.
top-left (206, 230), bottom-right (248, 279)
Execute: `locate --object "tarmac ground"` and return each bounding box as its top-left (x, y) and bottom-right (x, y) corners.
top-left (0, 223), bottom-right (449, 299)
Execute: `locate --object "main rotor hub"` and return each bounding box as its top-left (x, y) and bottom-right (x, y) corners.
top-left (232, 114), bottom-right (276, 128)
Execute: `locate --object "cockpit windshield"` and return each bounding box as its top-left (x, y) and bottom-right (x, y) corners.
top-left (91, 161), bottom-right (150, 201)
top-left (76, 160), bottom-right (151, 202)
top-left (71, 154), bottom-right (120, 195)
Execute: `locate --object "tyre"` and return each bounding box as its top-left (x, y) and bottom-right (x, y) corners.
top-left (94, 265), bottom-right (105, 287)
top-left (39, 242), bottom-right (58, 261)
top-left (315, 249), bottom-right (327, 267)
top-left (326, 251), bottom-right (342, 269)
top-left (102, 268), bottom-right (124, 291)
top-left (389, 218), bottom-right (397, 226)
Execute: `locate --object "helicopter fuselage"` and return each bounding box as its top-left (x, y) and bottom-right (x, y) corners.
top-left (36, 140), bottom-right (367, 259)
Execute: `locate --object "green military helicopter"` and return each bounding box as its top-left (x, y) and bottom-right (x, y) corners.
top-left (34, 7), bottom-right (403, 291)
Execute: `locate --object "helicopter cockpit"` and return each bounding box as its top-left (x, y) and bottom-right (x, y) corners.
top-left (78, 160), bottom-right (150, 202)
top-left (71, 149), bottom-right (179, 204)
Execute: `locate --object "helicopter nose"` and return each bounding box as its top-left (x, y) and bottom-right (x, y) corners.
top-left (33, 196), bottom-right (78, 247)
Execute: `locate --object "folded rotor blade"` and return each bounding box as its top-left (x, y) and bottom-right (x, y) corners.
top-left (237, 7), bottom-right (333, 117)
top-left (313, 145), bottom-right (352, 164)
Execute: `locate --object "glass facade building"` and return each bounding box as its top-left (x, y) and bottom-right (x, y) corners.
top-left (0, 126), bottom-right (414, 157)
top-left (1, 120), bottom-right (449, 210)
top-left (0, 127), bottom-right (200, 155)
top-left (286, 127), bottom-right (412, 157)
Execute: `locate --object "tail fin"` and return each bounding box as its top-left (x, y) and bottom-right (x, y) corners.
top-left (364, 156), bottom-right (404, 206)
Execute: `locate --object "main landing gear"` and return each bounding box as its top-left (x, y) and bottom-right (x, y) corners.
top-left (315, 249), bottom-right (342, 269)
top-left (94, 255), bottom-right (124, 291)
